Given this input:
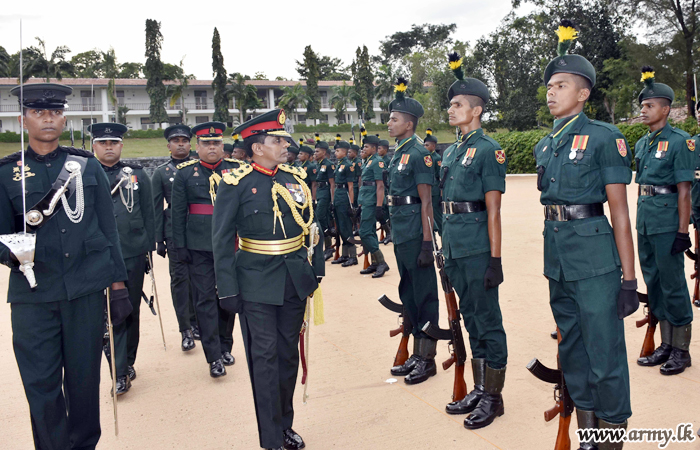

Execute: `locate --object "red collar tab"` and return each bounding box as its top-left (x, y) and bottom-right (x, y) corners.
top-left (252, 162), bottom-right (278, 176)
top-left (200, 159), bottom-right (222, 170)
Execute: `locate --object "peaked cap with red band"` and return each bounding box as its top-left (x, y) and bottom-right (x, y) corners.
top-left (192, 121), bottom-right (226, 141)
top-left (233, 109), bottom-right (291, 140)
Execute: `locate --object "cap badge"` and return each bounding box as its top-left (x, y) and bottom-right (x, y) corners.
top-left (105, 127), bottom-right (112, 134)
top-left (278, 110), bottom-right (287, 125)
top-left (210, 127), bottom-right (215, 134)
top-left (43, 90), bottom-right (55, 99)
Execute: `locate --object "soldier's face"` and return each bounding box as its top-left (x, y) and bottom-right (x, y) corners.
top-left (362, 144), bottom-right (375, 157)
top-left (167, 136), bottom-right (191, 159)
top-left (314, 148), bottom-right (325, 161)
top-left (640, 98), bottom-right (669, 126)
top-left (93, 140), bottom-right (123, 166)
top-left (19, 108), bottom-right (66, 143)
top-left (232, 148), bottom-right (247, 160)
top-left (424, 141), bottom-right (436, 152)
top-left (546, 73), bottom-right (590, 118)
top-left (377, 146), bottom-right (388, 156)
top-left (197, 139), bottom-right (224, 163)
top-left (448, 95), bottom-right (479, 128)
top-left (298, 152), bottom-right (309, 162)
top-left (335, 148), bottom-right (347, 160)
top-left (348, 150), bottom-right (357, 159)
top-left (286, 152), bottom-right (297, 163)
top-left (388, 112), bottom-right (412, 138)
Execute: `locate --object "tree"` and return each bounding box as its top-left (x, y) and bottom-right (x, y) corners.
top-left (379, 23), bottom-right (457, 63)
top-left (296, 54), bottom-right (350, 80)
top-left (254, 71), bottom-right (267, 80)
top-left (211, 28), bottom-right (229, 122)
top-left (162, 63), bottom-right (185, 81)
top-left (278, 83), bottom-right (308, 123)
top-left (330, 82), bottom-right (357, 123)
top-left (374, 64), bottom-right (399, 120)
top-left (71, 50), bottom-right (103, 78)
top-left (165, 57), bottom-right (195, 123)
top-left (352, 45), bottom-right (375, 120)
top-left (228, 72), bottom-right (261, 123)
top-left (144, 19), bottom-right (169, 125)
top-left (599, 56), bottom-right (637, 124)
top-left (0, 46), bottom-right (10, 77)
top-left (119, 62), bottom-right (143, 78)
top-left (301, 46), bottom-right (323, 120)
top-left (22, 38), bottom-right (74, 81)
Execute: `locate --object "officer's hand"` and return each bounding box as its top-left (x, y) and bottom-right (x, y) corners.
top-left (671, 232), bottom-right (692, 255)
top-left (177, 248), bottom-right (192, 264)
top-left (145, 255), bottom-right (152, 274)
top-left (416, 241), bottom-right (434, 268)
top-left (317, 276), bottom-right (323, 285)
top-left (375, 206), bottom-right (384, 222)
top-left (484, 257), bottom-right (504, 290)
top-left (156, 241), bottom-right (167, 258)
top-left (220, 294), bottom-right (242, 314)
top-left (617, 279), bottom-right (640, 319)
top-left (109, 288), bottom-right (133, 326)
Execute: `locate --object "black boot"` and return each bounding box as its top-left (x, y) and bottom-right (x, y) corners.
top-left (127, 365), bottom-right (136, 381)
top-left (323, 236), bottom-right (334, 261)
top-left (342, 257), bottom-right (358, 267)
top-left (576, 409), bottom-right (598, 450)
top-left (551, 330), bottom-right (558, 339)
top-left (404, 338), bottom-right (437, 385)
top-left (210, 359), bottom-right (227, 378)
top-left (360, 264), bottom-right (377, 274)
top-left (324, 248), bottom-right (334, 261)
top-left (283, 428), bottom-right (305, 450)
top-left (391, 338), bottom-right (418, 376)
top-left (446, 359), bottom-right (485, 415)
top-left (597, 419), bottom-right (627, 450)
top-left (464, 366), bottom-right (505, 429)
top-left (191, 325), bottom-right (201, 340)
top-left (660, 324), bottom-right (692, 375)
top-left (181, 329), bottom-right (196, 351)
top-left (114, 375), bottom-right (131, 396)
top-left (637, 320), bottom-right (672, 366)
top-left (222, 351), bottom-right (236, 366)
top-left (372, 262), bottom-right (390, 278)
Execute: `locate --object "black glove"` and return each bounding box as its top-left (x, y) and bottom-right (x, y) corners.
top-left (416, 241), bottom-right (434, 268)
top-left (220, 294), bottom-right (242, 314)
top-left (355, 206), bottom-right (362, 219)
top-left (177, 248), bottom-right (192, 264)
top-left (617, 279), bottom-right (640, 319)
top-left (484, 257), bottom-right (504, 290)
top-left (536, 165), bottom-right (545, 191)
top-left (317, 277), bottom-right (323, 285)
top-left (156, 241), bottom-right (167, 258)
top-left (671, 232), bottom-right (692, 255)
top-left (375, 206), bottom-right (384, 222)
top-left (347, 205), bottom-right (355, 217)
top-left (145, 254), bottom-right (152, 274)
top-left (110, 288), bottom-right (133, 326)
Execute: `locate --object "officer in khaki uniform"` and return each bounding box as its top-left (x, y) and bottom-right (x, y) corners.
top-left (534, 21), bottom-right (638, 449)
top-left (152, 124), bottom-right (199, 351)
top-left (385, 78), bottom-right (440, 385)
top-left (171, 122), bottom-right (240, 377)
top-left (90, 123), bottom-right (155, 395)
top-left (1, 83), bottom-right (130, 450)
top-left (213, 109), bottom-right (324, 450)
top-left (313, 137), bottom-right (336, 259)
top-left (358, 134), bottom-right (390, 277)
top-left (634, 68), bottom-right (694, 376)
top-left (331, 139), bottom-right (357, 266)
top-left (439, 56), bottom-right (508, 430)
top-left (423, 129), bottom-right (443, 236)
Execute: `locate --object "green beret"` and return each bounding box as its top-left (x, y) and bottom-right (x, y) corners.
top-left (638, 66), bottom-right (674, 104)
top-left (287, 142), bottom-right (300, 154)
top-left (424, 129), bottom-right (437, 144)
top-left (299, 145), bottom-right (314, 155)
top-left (223, 144), bottom-right (233, 153)
top-left (543, 20), bottom-right (596, 87)
top-left (350, 144), bottom-right (360, 151)
top-left (315, 141), bottom-right (329, 151)
top-left (389, 77), bottom-right (424, 119)
top-left (334, 140), bottom-right (350, 150)
top-left (378, 139), bottom-right (390, 148)
top-left (233, 140), bottom-right (246, 149)
top-left (446, 53), bottom-right (489, 103)
top-left (363, 135), bottom-right (380, 146)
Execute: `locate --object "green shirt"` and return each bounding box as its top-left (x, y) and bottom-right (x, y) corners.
top-left (359, 153), bottom-right (385, 207)
top-left (441, 128), bottom-right (507, 259)
top-left (635, 123), bottom-right (695, 235)
top-left (429, 149), bottom-right (442, 198)
top-left (315, 158), bottom-right (335, 186)
top-left (690, 134), bottom-right (700, 220)
top-left (387, 135), bottom-right (434, 245)
top-left (334, 157), bottom-right (352, 186)
top-left (151, 157), bottom-right (190, 242)
top-left (297, 160), bottom-right (317, 183)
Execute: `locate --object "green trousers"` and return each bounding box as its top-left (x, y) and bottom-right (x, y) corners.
top-left (432, 194), bottom-right (442, 236)
top-left (166, 237), bottom-right (197, 332)
top-left (359, 205), bottom-right (380, 254)
top-left (445, 252), bottom-right (507, 369)
top-left (549, 267), bottom-right (631, 424)
top-left (394, 236), bottom-right (439, 338)
top-left (316, 188), bottom-right (332, 238)
top-left (638, 231), bottom-right (693, 326)
top-left (112, 254), bottom-right (147, 377)
top-left (333, 188), bottom-right (353, 245)
top-left (12, 291), bottom-right (104, 450)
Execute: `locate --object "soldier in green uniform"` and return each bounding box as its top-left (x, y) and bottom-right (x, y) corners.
top-left (297, 140), bottom-right (318, 201)
top-left (313, 136), bottom-right (336, 259)
top-left (286, 139), bottom-right (299, 165)
top-left (385, 77), bottom-right (440, 385)
top-left (534, 21), bottom-right (637, 448)
top-left (232, 134), bottom-right (248, 161)
top-left (1, 83), bottom-right (130, 449)
top-left (212, 109), bottom-right (324, 450)
top-left (358, 134), bottom-right (390, 277)
top-left (691, 110), bottom-right (700, 308)
top-left (378, 138), bottom-right (392, 244)
top-left (437, 55), bottom-right (508, 430)
top-left (171, 122), bottom-right (239, 377)
top-left (152, 124), bottom-right (199, 351)
top-left (331, 139), bottom-right (357, 266)
top-left (90, 122), bottom-right (155, 394)
top-left (634, 67), bottom-right (694, 376)
top-left (423, 129), bottom-right (443, 237)
top-left (349, 141), bottom-right (361, 209)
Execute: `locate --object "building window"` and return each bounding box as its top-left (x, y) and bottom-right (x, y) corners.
top-left (0, 119), bottom-right (3, 131)
top-left (194, 90), bottom-right (208, 110)
top-left (82, 118), bottom-right (97, 128)
top-left (296, 114), bottom-right (306, 123)
top-left (116, 90), bottom-right (125, 106)
top-left (81, 90), bottom-right (96, 111)
top-left (195, 116), bottom-right (209, 124)
top-left (319, 114), bottom-right (329, 124)
top-left (226, 116), bottom-right (235, 128)
top-left (140, 117), bottom-right (155, 130)
top-left (320, 91), bottom-right (328, 109)
top-left (168, 117), bottom-right (181, 125)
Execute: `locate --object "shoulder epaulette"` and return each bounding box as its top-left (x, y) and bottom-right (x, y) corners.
top-left (122, 161), bottom-right (143, 169)
top-left (669, 127), bottom-right (691, 139)
top-left (177, 159), bottom-right (199, 170)
top-left (477, 134), bottom-right (500, 149)
top-left (222, 162), bottom-right (253, 185)
top-left (586, 119), bottom-right (619, 134)
top-left (224, 157), bottom-right (245, 164)
top-left (0, 151), bottom-right (22, 167)
top-left (278, 163), bottom-right (307, 179)
top-left (61, 146), bottom-right (95, 158)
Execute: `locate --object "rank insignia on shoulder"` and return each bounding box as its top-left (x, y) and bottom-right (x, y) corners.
top-left (424, 155), bottom-right (433, 167)
top-left (687, 139), bottom-right (695, 152)
top-left (495, 149), bottom-right (506, 164)
top-left (332, 165), bottom-right (336, 170)
top-left (367, 160), bottom-right (372, 167)
top-left (378, 161), bottom-right (384, 168)
top-left (616, 139), bottom-right (628, 157)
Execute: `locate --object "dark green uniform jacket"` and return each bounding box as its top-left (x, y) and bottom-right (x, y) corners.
top-left (171, 158), bottom-right (241, 252)
top-left (315, 158), bottom-right (334, 190)
top-left (101, 161), bottom-right (155, 258)
top-left (358, 154), bottom-right (384, 207)
top-left (152, 156), bottom-right (191, 242)
top-left (635, 123), bottom-right (695, 235)
top-left (296, 160), bottom-right (317, 184)
top-left (691, 134), bottom-right (700, 221)
top-left (0, 146), bottom-right (128, 302)
top-left (212, 163), bottom-right (325, 305)
top-left (430, 150), bottom-right (442, 198)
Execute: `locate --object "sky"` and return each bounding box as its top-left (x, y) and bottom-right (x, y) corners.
top-left (0, 0), bottom-right (534, 81)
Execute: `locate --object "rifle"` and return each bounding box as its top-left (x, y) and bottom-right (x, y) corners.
top-left (421, 217), bottom-right (468, 403)
top-left (330, 206), bottom-right (341, 261)
top-left (685, 229), bottom-right (699, 305)
top-left (378, 294), bottom-right (411, 367)
top-left (527, 328), bottom-right (573, 450)
top-left (636, 292), bottom-right (658, 358)
top-left (145, 253), bottom-right (166, 350)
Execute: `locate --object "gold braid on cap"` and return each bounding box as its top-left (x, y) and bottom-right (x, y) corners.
top-left (271, 175), bottom-right (314, 238)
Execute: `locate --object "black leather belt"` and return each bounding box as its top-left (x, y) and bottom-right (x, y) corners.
top-left (544, 203), bottom-right (604, 221)
top-left (387, 195), bottom-right (421, 206)
top-left (336, 183), bottom-right (348, 189)
top-left (638, 184), bottom-right (678, 196)
top-left (317, 181), bottom-right (330, 188)
top-left (442, 201), bottom-right (486, 214)
top-left (362, 180), bottom-right (376, 186)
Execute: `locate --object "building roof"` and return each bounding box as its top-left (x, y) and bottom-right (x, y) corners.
top-left (0, 77), bottom-right (356, 88)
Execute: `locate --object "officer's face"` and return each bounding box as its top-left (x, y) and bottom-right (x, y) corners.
top-left (424, 141), bottom-right (436, 152)
top-left (197, 139), bottom-right (224, 163)
top-left (388, 112), bottom-right (413, 138)
top-left (19, 108), bottom-right (66, 143)
top-left (93, 140), bottom-right (123, 166)
top-left (377, 145), bottom-right (388, 156)
top-left (640, 98), bottom-right (669, 127)
top-left (546, 73), bottom-right (590, 118)
top-left (362, 144), bottom-right (376, 157)
top-left (232, 148), bottom-right (247, 160)
top-left (167, 136), bottom-right (191, 159)
top-left (252, 135), bottom-right (290, 165)
top-left (448, 95), bottom-right (480, 128)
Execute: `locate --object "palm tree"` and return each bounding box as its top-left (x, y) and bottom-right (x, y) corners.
top-left (22, 38), bottom-right (74, 81)
top-left (278, 83), bottom-right (307, 124)
top-left (164, 57), bottom-right (195, 123)
top-left (374, 64), bottom-right (396, 117)
top-left (0, 46), bottom-right (11, 77)
top-left (330, 82), bottom-right (357, 124)
top-left (228, 72), bottom-right (261, 123)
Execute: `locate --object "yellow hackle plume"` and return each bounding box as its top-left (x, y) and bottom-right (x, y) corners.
top-left (314, 133), bottom-right (320, 142)
top-left (640, 66), bottom-right (655, 86)
top-left (426, 128), bottom-right (433, 136)
top-left (556, 19), bottom-right (579, 57)
top-left (394, 76), bottom-right (408, 100)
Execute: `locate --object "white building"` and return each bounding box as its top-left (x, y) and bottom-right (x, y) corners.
top-left (0, 78), bottom-right (384, 133)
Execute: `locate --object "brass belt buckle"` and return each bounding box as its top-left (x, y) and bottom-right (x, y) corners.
top-left (640, 185), bottom-right (653, 196)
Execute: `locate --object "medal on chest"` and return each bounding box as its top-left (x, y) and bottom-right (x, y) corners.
top-left (286, 183), bottom-right (306, 204)
top-left (569, 135), bottom-right (589, 160)
top-left (462, 148), bottom-right (477, 167)
top-left (655, 141), bottom-right (668, 159)
top-left (13, 162), bottom-right (36, 182)
top-left (398, 154), bottom-right (410, 171)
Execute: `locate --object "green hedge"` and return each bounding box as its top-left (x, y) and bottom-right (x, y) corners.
top-left (0, 130), bottom-right (85, 143)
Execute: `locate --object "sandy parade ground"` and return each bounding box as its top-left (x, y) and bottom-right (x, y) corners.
top-left (0, 175), bottom-right (698, 450)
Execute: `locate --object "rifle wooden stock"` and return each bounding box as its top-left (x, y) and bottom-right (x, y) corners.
top-left (363, 252), bottom-right (370, 270)
top-left (389, 324), bottom-right (403, 338)
top-left (636, 293), bottom-right (658, 358)
top-left (442, 353), bottom-right (456, 370)
top-left (554, 415), bottom-right (572, 450)
top-left (452, 362), bottom-right (467, 402)
top-left (393, 335), bottom-right (410, 367)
